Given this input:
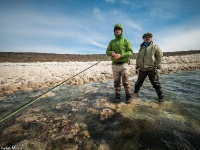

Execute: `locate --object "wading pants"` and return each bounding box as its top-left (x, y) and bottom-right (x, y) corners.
top-left (112, 63), bottom-right (131, 95)
top-left (134, 68), bottom-right (163, 99)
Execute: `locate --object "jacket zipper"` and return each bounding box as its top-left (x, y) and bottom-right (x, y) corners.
top-left (143, 47), bottom-right (147, 68)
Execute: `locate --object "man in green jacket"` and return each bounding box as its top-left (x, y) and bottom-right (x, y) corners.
top-left (134, 32), bottom-right (164, 102)
top-left (106, 23), bottom-right (133, 103)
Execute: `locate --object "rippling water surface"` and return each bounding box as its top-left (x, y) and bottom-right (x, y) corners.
top-left (0, 70), bottom-right (200, 149)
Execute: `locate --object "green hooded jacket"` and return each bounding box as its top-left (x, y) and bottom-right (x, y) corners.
top-left (136, 41), bottom-right (163, 70)
top-left (106, 24), bottom-right (133, 64)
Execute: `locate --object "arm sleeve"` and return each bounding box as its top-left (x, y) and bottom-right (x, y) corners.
top-left (155, 45), bottom-right (163, 69)
top-left (135, 53), bottom-right (139, 69)
top-left (106, 41), bottom-right (113, 56)
top-left (121, 40), bottom-right (133, 58)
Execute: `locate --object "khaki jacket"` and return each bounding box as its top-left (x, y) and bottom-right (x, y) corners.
top-left (136, 42), bottom-right (163, 70)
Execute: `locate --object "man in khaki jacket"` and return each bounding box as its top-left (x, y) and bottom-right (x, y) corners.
top-left (106, 23), bottom-right (133, 103)
top-left (134, 32), bottom-right (164, 102)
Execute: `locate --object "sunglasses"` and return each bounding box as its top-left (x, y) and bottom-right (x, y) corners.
top-left (114, 27), bottom-right (122, 31)
top-left (144, 36), bottom-right (151, 39)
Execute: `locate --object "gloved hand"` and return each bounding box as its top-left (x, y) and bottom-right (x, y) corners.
top-left (155, 68), bottom-right (160, 80)
top-left (155, 69), bottom-right (160, 74)
top-left (136, 68), bottom-right (139, 75)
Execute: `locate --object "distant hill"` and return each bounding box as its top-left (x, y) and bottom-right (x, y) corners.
top-left (0, 50), bottom-right (199, 62)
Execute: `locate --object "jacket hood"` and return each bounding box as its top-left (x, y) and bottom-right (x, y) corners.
top-left (114, 23), bottom-right (123, 32)
top-left (114, 23), bottom-right (123, 38)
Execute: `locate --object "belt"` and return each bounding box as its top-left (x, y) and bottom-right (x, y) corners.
top-left (114, 62), bottom-right (125, 65)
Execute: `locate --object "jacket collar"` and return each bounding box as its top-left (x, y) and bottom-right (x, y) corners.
top-left (140, 41), bottom-right (153, 47)
top-left (115, 34), bottom-right (123, 40)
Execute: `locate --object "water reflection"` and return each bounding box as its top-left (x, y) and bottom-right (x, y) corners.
top-left (0, 71), bottom-right (200, 149)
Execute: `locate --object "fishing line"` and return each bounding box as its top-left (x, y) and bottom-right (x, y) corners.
top-left (0, 61), bottom-right (102, 123)
top-left (1, 58), bottom-right (199, 123)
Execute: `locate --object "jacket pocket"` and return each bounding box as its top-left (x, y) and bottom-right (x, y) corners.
top-left (137, 59), bottom-right (143, 68)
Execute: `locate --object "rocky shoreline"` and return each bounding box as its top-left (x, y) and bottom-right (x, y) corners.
top-left (0, 50), bottom-right (200, 62)
top-left (0, 53), bottom-right (200, 95)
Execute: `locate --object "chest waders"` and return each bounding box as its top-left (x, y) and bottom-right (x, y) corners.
top-left (112, 38), bottom-right (132, 103)
top-left (134, 45), bottom-right (164, 102)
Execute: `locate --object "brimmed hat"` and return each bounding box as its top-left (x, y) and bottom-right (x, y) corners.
top-left (142, 32), bottom-right (153, 38)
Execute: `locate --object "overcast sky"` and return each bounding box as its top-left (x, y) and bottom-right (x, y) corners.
top-left (0, 0), bottom-right (200, 54)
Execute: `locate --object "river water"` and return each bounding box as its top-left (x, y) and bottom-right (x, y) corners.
top-left (0, 70), bottom-right (200, 150)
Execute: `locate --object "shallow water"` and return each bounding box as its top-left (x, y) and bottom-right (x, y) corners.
top-left (0, 70), bottom-right (200, 149)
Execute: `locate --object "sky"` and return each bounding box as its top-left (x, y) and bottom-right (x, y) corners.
top-left (0, 0), bottom-right (200, 54)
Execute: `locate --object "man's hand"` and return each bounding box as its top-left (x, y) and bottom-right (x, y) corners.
top-left (112, 51), bottom-right (121, 60)
top-left (114, 54), bottom-right (121, 60)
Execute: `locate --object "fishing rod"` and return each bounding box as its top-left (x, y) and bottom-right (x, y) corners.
top-left (0, 61), bottom-right (102, 123)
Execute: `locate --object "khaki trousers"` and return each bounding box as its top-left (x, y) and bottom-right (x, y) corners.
top-left (112, 63), bottom-right (131, 95)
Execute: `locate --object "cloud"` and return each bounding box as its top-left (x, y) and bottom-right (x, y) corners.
top-left (1, 0), bottom-right (199, 54)
top-left (157, 26), bottom-right (200, 52)
top-left (105, 0), bottom-right (115, 3)
top-left (0, 10), bottom-right (104, 53)
top-left (121, 0), bottom-right (131, 5)
top-left (0, 11), bottom-right (87, 38)
top-left (92, 7), bottom-right (105, 21)
top-left (0, 6), bottom-right (143, 54)
top-left (149, 7), bottom-right (176, 19)
top-left (124, 20), bottom-right (142, 31)
top-left (89, 40), bottom-right (107, 49)
top-left (105, 0), bottom-right (131, 5)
